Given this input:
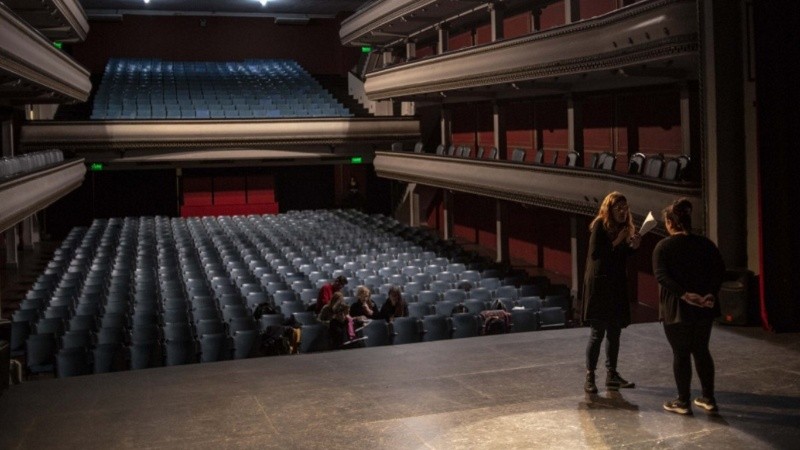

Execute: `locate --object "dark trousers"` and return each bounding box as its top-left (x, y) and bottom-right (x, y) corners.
top-left (586, 320), bottom-right (621, 372)
top-left (663, 320), bottom-right (715, 402)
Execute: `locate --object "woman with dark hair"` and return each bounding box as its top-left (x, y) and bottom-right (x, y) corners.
top-left (654, 198), bottom-right (725, 415)
top-left (379, 286), bottom-right (408, 322)
top-left (582, 191), bottom-right (641, 394)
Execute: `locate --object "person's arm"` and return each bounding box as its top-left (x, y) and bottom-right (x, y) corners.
top-left (588, 224), bottom-right (612, 262)
top-left (652, 242), bottom-right (686, 299)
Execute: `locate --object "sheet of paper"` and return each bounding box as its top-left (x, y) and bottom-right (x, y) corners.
top-left (639, 211), bottom-right (657, 235)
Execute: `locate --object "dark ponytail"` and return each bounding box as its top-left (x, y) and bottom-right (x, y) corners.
top-left (662, 198), bottom-right (693, 232)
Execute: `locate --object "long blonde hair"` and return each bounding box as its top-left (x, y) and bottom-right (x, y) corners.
top-left (590, 191), bottom-right (634, 236)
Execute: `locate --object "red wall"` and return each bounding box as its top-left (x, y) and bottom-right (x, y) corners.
top-left (448, 31), bottom-right (474, 51)
top-left (181, 174), bottom-right (278, 217)
top-left (540, 1), bottom-right (566, 30)
top-left (71, 15), bottom-right (360, 75)
top-left (504, 12), bottom-right (532, 39)
top-left (580, 0), bottom-right (618, 19)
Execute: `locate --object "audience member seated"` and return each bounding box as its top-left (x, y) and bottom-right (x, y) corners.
top-left (350, 285), bottom-right (379, 321)
top-left (329, 303), bottom-right (365, 350)
top-left (318, 292), bottom-right (345, 323)
top-left (379, 286), bottom-right (409, 322)
top-left (315, 275), bottom-right (347, 314)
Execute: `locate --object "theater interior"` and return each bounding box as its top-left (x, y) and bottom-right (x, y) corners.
top-left (1, 0), bottom-right (798, 448)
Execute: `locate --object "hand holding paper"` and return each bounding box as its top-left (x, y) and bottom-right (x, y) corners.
top-left (639, 211), bottom-right (657, 236)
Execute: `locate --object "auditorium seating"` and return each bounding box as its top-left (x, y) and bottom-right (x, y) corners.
top-left (0, 150), bottom-right (64, 179)
top-left (90, 58), bottom-right (353, 120)
top-left (12, 209), bottom-right (569, 378)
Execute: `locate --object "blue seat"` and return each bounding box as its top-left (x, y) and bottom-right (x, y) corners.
top-left (539, 307), bottom-right (566, 329)
top-left (93, 343), bottom-right (126, 373)
top-left (434, 300), bottom-right (458, 317)
top-left (200, 333), bottom-right (231, 362)
top-left (464, 299), bottom-right (488, 314)
top-left (165, 339), bottom-right (198, 366)
top-left (26, 333), bottom-right (58, 376)
top-left (299, 323), bottom-right (328, 353)
top-left (511, 309), bottom-right (540, 332)
top-left (422, 315), bottom-right (451, 342)
top-left (391, 317), bottom-right (422, 345)
top-left (451, 313), bottom-right (481, 339)
top-left (233, 330), bottom-right (259, 359)
top-left (56, 347), bottom-right (92, 378)
top-left (360, 320), bottom-right (391, 347)
top-left (408, 302), bottom-right (431, 319)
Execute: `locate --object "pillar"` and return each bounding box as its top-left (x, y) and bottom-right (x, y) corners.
top-left (437, 23), bottom-right (450, 55)
top-left (493, 101), bottom-right (507, 160)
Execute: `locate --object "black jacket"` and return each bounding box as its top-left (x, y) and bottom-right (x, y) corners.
top-left (582, 221), bottom-right (636, 326)
top-left (653, 233), bottom-right (725, 324)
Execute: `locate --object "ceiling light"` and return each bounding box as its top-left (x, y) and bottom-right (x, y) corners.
top-left (143, 0), bottom-right (150, 4)
top-left (258, 0), bottom-right (268, 6)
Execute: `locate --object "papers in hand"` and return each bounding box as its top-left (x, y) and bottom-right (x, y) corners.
top-left (639, 211), bottom-right (657, 236)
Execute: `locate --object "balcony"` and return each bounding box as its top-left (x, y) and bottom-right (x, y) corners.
top-left (374, 151), bottom-right (703, 230)
top-left (0, 3), bottom-right (91, 105)
top-left (4, 0), bottom-right (89, 42)
top-left (363, 0), bottom-right (697, 101)
top-left (0, 159), bottom-right (85, 233)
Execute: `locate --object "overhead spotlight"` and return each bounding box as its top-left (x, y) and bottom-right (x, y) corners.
top-left (258, 0), bottom-right (268, 6)
top-left (143, 0), bottom-right (150, 4)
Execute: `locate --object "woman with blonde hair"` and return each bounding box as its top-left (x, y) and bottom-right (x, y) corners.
top-left (582, 191), bottom-right (641, 393)
top-left (350, 285), bottom-right (378, 320)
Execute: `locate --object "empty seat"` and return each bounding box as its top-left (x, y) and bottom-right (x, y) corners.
top-left (200, 333), bottom-right (231, 362)
top-left (510, 309), bottom-right (540, 332)
top-left (422, 315), bottom-right (451, 342)
top-left (26, 333), bottom-right (58, 376)
top-left (298, 323), bottom-right (328, 353)
top-left (539, 307), bottom-right (566, 328)
top-left (165, 339), bottom-right (198, 366)
top-left (93, 343), bottom-right (127, 373)
top-left (450, 313), bottom-right (481, 339)
top-left (391, 317), bottom-right (422, 345)
top-left (360, 320), bottom-right (391, 347)
top-left (57, 347), bottom-right (92, 378)
top-left (408, 302), bottom-right (432, 319)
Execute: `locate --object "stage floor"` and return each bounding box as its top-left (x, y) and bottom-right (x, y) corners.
top-left (1, 323), bottom-right (799, 449)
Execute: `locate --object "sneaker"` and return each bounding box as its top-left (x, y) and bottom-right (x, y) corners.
top-left (663, 399), bottom-right (692, 415)
top-left (584, 371), bottom-right (598, 394)
top-left (606, 371), bottom-right (635, 390)
top-left (693, 397), bottom-right (719, 413)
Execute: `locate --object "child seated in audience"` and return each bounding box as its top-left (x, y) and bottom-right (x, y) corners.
top-left (317, 291), bottom-right (344, 323)
top-left (329, 303), bottom-right (364, 350)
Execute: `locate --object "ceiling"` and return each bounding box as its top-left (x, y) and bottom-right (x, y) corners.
top-left (79, 0), bottom-right (374, 18)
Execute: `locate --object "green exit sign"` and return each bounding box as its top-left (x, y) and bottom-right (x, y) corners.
top-left (361, 46), bottom-right (372, 53)
top-left (89, 162), bottom-right (104, 171)
top-left (53, 41), bottom-right (63, 49)
top-left (350, 156), bottom-right (363, 164)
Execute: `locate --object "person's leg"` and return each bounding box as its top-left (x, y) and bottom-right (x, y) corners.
top-left (586, 321), bottom-right (606, 371)
top-left (604, 322), bottom-right (621, 371)
top-left (690, 320), bottom-right (717, 410)
top-left (584, 321), bottom-right (607, 393)
top-left (663, 322), bottom-right (693, 402)
top-left (604, 321), bottom-right (635, 388)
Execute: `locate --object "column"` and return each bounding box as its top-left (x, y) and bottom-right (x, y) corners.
top-left (442, 190), bottom-right (453, 240)
top-left (436, 23), bottom-right (450, 55)
top-left (440, 107), bottom-right (452, 147)
top-left (495, 200), bottom-right (508, 263)
top-left (567, 95), bottom-right (584, 166)
top-left (493, 101), bottom-right (507, 159)
top-left (22, 216), bottom-right (36, 249)
top-left (565, 0), bottom-right (581, 23)
top-left (680, 83), bottom-right (691, 155)
top-left (405, 40), bottom-right (416, 61)
top-left (489, 2), bottom-right (505, 42)
top-left (382, 50), bottom-right (394, 68)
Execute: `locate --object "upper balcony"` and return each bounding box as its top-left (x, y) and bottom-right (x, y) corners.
top-left (0, 3), bottom-right (92, 105)
top-left (361, 0), bottom-right (697, 101)
top-left (4, 0), bottom-right (89, 42)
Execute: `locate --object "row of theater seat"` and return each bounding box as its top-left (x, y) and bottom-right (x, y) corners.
top-left (410, 142), bottom-right (691, 181)
top-left (91, 58), bottom-right (353, 119)
top-left (0, 150), bottom-right (64, 180)
top-left (10, 210), bottom-right (566, 378)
